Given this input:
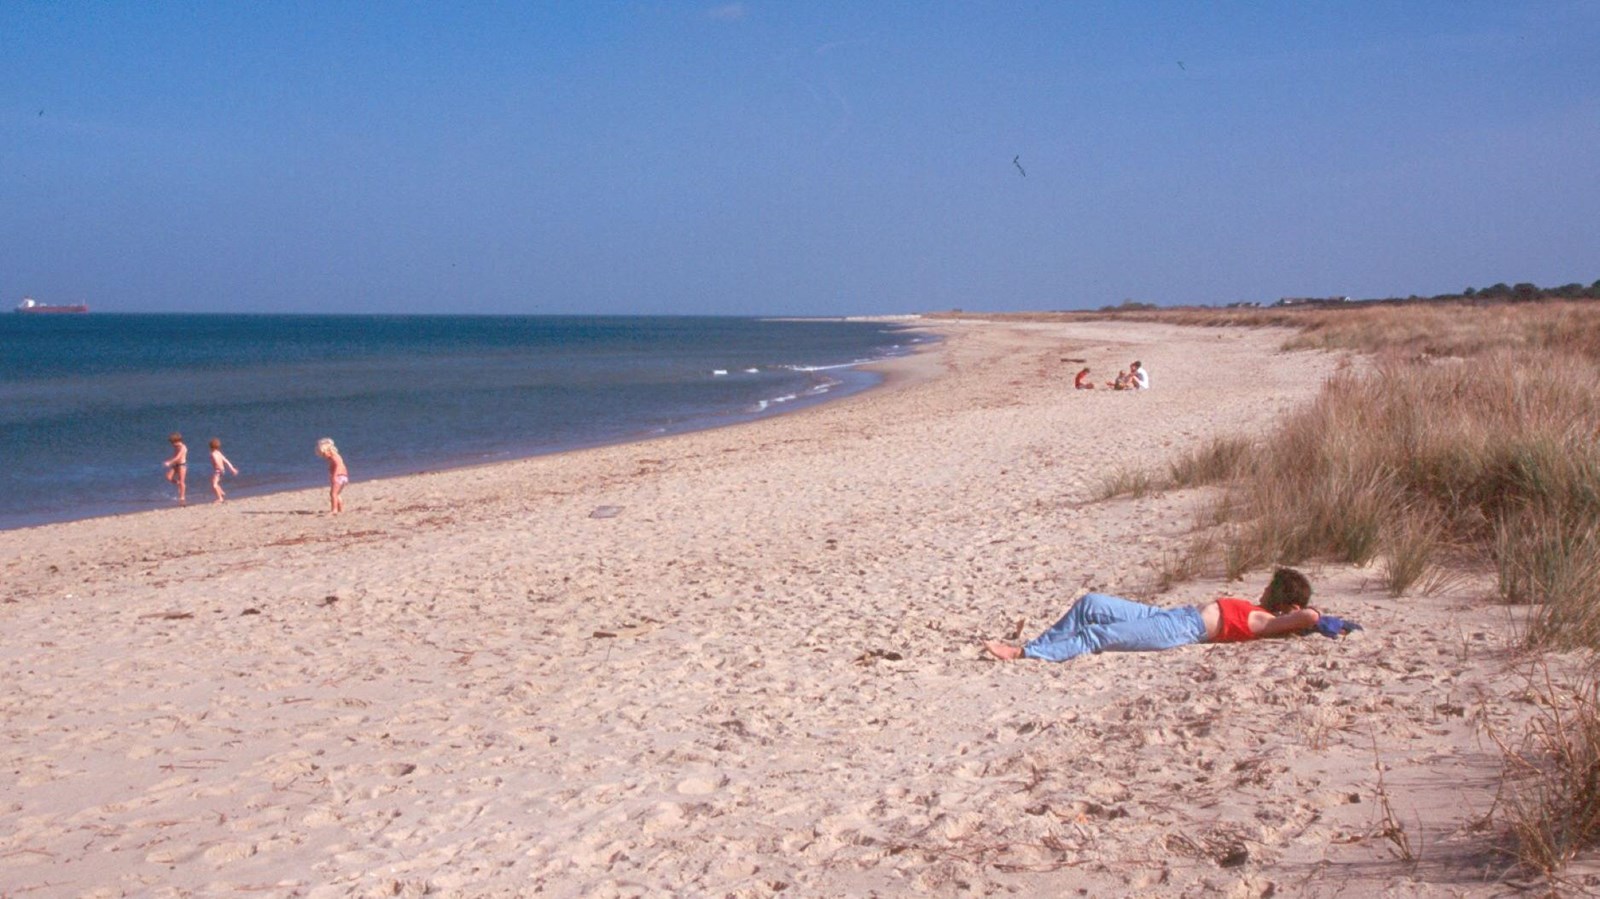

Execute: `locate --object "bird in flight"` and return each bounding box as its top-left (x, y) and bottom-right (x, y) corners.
top-left (1013, 155), bottom-right (1026, 177)
top-left (1177, 61), bottom-right (1186, 70)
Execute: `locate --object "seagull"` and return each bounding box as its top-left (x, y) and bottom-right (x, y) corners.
top-left (1013, 155), bottom-right (1026, 177)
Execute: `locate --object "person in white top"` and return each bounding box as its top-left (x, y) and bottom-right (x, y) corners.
top-left (1129, 360), bottom-right (1149, 389)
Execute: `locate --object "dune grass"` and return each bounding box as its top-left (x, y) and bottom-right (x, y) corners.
top-left (1098, 303), bottom-right (1600, 638)
top-left (1232, 349), bottom-right (1598, 631)
top-left (1493, 669), bottom-right (1600, 879)
top-left (1087, 300), bottom-right (1600, 875)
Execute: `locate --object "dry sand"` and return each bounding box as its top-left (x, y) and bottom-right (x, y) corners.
top-left (0, 319), bottom-right (1560, 897)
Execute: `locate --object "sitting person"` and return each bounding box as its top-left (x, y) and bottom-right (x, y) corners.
top-left (1107, 369), bottom-right (1131, 390)
top-left (1129, 360), bottom-right (1149, 389)
top-left (982, 568), bottom-right (1318, 662)
top-left (1074, 367), bottom-right (1094, 390)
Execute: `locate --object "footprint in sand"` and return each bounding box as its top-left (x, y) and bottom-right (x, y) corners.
top-left (202, 840), bottom-right (256, 863)
top-left (676, 775), bottom-right (723, 795)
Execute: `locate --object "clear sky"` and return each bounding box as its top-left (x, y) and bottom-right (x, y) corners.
top-left (3, 2), bottom-right (1596, 315)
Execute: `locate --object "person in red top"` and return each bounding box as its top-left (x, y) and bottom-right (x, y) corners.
top-left (1074, 367), bottom-right (1094, 390)
top-left (982, 568), bottom-right (1317, 662)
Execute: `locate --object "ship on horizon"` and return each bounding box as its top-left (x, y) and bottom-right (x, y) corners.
top-left (14, 296), bottom-right (89, 314)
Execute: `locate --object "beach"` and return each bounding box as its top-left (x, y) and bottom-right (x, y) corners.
top-left (0, 319), bottom-right (1552, 896)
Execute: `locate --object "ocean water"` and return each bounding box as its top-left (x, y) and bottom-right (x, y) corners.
top-left (0, 314), bottom-right (925, 530)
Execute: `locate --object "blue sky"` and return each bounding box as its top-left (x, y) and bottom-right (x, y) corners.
top-left (3, 2), bottom-right (1596, 315)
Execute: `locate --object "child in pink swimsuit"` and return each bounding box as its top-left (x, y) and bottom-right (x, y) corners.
top-left (316, 437), bottom-right (349, 514)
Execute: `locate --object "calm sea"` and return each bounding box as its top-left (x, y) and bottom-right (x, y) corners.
top-left (0, 314), bottom-right (926, 530)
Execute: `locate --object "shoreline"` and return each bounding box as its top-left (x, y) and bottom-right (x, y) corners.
top-left (0, 318), bottom-right (1543, 895)
top-left (0, 327), bottom-right (939, 535)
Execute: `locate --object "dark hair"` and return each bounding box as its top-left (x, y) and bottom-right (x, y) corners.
top-left (169, 432), bottom-right (183, 443)
top-left (209, 438), bottom-right (221, 450)
top-left (1262, 567), bottom-right (1312, 613)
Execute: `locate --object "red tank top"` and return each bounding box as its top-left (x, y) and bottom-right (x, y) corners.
top-left (1213, 597), bottom-right (1266, 643)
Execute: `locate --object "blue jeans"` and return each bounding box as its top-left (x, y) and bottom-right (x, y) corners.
top-left (1022, 592), bottom-right (1206, 662)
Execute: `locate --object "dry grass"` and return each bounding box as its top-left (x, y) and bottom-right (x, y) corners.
top-left (1093, 466), bottom-right (1155, 501)
top-left (1492, 668), bottom-right (1600, 878)
top-left (1166, 436), bottom-right (1253, 489)
top-left (933, 298), bottom-right (1600, 363)
top-left (1370, 731), bottom-right (1418, 864)
top-left (1078, 299), bottom-right (1600, 876)
top-left (1381, 509), bottom-right (1446, 598)
top-left (1101, 318), bottom-right (1600, 642)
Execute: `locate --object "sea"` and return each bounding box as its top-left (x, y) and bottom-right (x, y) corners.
top-left (0, 314), bottom-right (927, 531)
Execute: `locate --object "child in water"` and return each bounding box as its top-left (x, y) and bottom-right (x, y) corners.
top-left (209, 438), bottom-right (239, 503)
top-left (316, 437), bottom-right (348, 514)
top-left (163, 432), bottom-right (188, 505)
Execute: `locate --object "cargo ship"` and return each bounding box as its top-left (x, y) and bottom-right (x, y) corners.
top-left (14, 297), bottom-right (89, 314)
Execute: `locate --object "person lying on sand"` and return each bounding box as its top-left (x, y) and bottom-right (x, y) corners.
top-left (982, 568), bottom-right (1319, 662)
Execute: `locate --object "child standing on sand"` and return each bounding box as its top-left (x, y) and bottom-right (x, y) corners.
top-left (162, 433), bottom-right (188, 505)
top-left (209, 438), bottom-right (239, 503)
top-left (316, 437), bottom-right (348, 514)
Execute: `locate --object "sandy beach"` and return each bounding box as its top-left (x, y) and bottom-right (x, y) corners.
top-left (0, 319), bottom-right (1557, 896)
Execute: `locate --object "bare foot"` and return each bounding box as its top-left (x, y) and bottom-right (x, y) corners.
top-left (983, 640), bottom-right (1023, 661)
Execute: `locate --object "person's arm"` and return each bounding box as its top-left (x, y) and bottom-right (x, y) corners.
top-left (1256, 607), bottom-right (1320, 638)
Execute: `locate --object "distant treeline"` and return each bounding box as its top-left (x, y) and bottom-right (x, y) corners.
top-left (1422, 279), bottom-right (1600, 302)
top-left (1098, 278), bottom-right (1600, 312)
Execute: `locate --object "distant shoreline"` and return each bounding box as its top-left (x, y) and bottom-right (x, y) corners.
top-left (0, 314), bottom-right (925, 532)
top-left (0, 324), bottom-right (941, 534)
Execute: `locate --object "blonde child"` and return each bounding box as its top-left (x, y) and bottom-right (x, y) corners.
top-left (209, 438), bottom-right (239, 503)
top-left (162, 432), bottom-right (188, 505)
top-left (315, 437), bottom-right (348, 514)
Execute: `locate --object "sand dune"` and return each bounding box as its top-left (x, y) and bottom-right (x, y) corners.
top-left (0, 319), bottom-right (1550, 896)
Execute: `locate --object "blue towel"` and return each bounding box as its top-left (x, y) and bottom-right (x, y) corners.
top-left (1313, 615), bottom-right (1362, 639)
